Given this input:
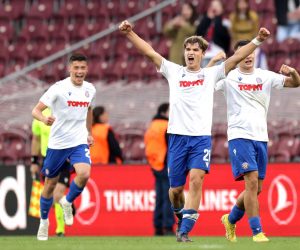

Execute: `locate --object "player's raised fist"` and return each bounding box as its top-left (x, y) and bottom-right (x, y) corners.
top-left (257, 28), bottom-right (270, 42)
top-left (279, 64), bottom-right (295, 75)
top-left (119, 20), bottom-right (132, 34)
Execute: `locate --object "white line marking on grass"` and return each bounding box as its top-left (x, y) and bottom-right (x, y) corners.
top-left (198, 244), bottom-right (224, 249)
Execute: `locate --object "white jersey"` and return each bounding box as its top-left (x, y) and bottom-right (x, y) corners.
top-left (40, 77), bottom-right (96, 149)
top-left (159, 58), bottom-right (225, 136)
top-left (215, 68), bottom-right (285, 141)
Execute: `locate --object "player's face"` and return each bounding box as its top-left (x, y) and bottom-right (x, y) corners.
top-left (184, 43), bottom-right (203, 71)
top-left (238, 48), bottom-right (255, 71)
top-left (69, 60), bottom-right (88, 86)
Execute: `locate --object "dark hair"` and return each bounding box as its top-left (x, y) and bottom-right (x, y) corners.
top-left (157, 103), bottom-right (169, 115)
top-left (183, 36), bottom-right (209, 52)
top-left (234, 40), bottom-right (251, 51)
top-left (93, 106), bottom-right (105, 124)
top-left (184, 2), bottom-right (198, 25)
top-left (69, 53), bottom-right (88, 63)
top-left (234, 0), bottom-right (251, 21)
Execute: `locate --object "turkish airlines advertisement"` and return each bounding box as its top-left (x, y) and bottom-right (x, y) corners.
top-left (0, 163), bottom-right (299, 236)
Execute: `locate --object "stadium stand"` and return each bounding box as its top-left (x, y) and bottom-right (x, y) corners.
top-left (0, 0), bottom-right (300, 164)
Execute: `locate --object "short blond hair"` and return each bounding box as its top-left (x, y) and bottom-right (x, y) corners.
top-left (183, 36), bottom-right (209, 52)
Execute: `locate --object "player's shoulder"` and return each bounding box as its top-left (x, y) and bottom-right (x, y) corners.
top-left (83, 80), bottom-right (96, 91)
top-left (51, 78), bottom-right (68, 88)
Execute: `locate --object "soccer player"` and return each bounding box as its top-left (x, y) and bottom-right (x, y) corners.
top-left (119, 20), bottom-right (270, 242)
top-left (31, 107), bottom-right (74, 237)
top-left (216, 40), bottom-right (300, 242)
top-left (32, 53), bottom-right (96, 240)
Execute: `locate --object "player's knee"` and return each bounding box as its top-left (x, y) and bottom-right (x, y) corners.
top-left (170, 186), bottom-right (184, 197)
top-left (78, 171), bottom-right (90, 182)
top-left (189, 174), bottom-right (204, 190)
top-left (246, 178), bottom-right (258, 192)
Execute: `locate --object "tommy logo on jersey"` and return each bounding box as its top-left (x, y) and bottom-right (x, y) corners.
top-left (180, 79), bottom-right (204, 88)
top-left (238, 84), bottom-right (263, 91)
top-left (67, 101), bottom-right (90, 107)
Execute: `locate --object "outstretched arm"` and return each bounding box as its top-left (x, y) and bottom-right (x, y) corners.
top-left (281, 64), bottom-right (300, 88)
top-left (119, 20), bottom-right (163, 69)
top-left (206, 51), bottom-right (226, 68)
top-left (224, 28), bottom-right (270, 75)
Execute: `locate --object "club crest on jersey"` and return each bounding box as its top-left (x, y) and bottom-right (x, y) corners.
top-left (85, 91), bottom-right (89, 97)
top-left (238, 76), bottom-right (242, 81)
top-left (256, 77), bottom-right (262, 83)
top-left (68, 92), bottom-right (72, 96)
top-left (182, 73), bottom-right (185, 78)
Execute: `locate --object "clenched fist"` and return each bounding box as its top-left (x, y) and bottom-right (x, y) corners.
top-left (119, 20), bottom-right (133, 34)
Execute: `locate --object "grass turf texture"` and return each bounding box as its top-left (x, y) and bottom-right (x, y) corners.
top-left (1, 236), bottom-right (299, 250)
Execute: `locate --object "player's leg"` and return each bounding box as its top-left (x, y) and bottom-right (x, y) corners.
top-left (177, 136), bottom-right (211, 242)
top-left (53, 165), bottom-right (72, 236)
top-left (221, 139), bottom-right (255, 242)
top-left (252, 141), bottom-right (269, 242)
top-left (60, 144), bottom-right (91, 225)
top-left (37, 148), bottom-right (70, 240)
top-left (37, 176), bottom-right (59, 241)
top-left (167, 134), bottom-right (188, 239)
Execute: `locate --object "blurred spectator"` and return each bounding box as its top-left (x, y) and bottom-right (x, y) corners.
top-left (275, 0), bottom-right (300, 42)
top-left (196, 0), bottom-right (231, 66)
top-left (144, 103), bottom-right (175, 236)
top-left (163, 2), bottom-right (197, 65)
top-left (229, 0), bottom-right (259, 49)
top-left (90, 106), bottom-right (123, 165)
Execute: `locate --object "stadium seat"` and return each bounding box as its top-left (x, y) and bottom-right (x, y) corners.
top-left (0, 128), bottom-right (31, 164)
top-left (0, 21), bottom-right (14, 42)
top-left (0, 0), bottom-right (26, 20)
top-left (104, 58), bottom-right (129, 83)
top-left (26, 1), bottom-right (54, 20)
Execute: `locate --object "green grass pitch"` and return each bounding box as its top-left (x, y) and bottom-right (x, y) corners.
top-left (1, 236), bottom-right (300, 250)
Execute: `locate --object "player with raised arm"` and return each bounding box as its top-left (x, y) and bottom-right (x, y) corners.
top-left (32, 53), bottom-right (96, 241)
top-left (119, 20), bottom-right (270, 242)
top-left (216, 40), bottom-right (300, 243)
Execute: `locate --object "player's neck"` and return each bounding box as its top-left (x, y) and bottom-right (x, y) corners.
top-left (186, 66), bottom-right (202, 73)
top-left (238, 66), bottom-right (254, 74)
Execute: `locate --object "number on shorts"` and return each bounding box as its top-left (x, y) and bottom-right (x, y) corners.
top-left (85, 148), bottom-right (91, 163)
top-left (203, 149), bottom-right (211, 163)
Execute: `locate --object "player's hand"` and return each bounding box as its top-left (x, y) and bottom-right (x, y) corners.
top-left (30, 163), bottom-right (39, 179)
top-left (43, 115), bottom-right (55, 126)
top-left (212, 51), bottom-right (226, 62)
top-left (87, 135), bottom-right (94, 147)
top-left (119, 20), bottom-right (132, 34)
top-left (256, 28), bottom-right (270, 42)
top-left (279, 64), bottom-right (295, 75)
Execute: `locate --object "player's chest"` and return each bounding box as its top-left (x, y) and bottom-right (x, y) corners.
top-left (57, 88), bottom-right (93, 109)
top-left (232, 75), bottom-right (269, 94)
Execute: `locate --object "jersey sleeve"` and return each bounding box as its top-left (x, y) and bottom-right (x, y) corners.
top-left (269, 71), bottom-right (285, 89)
top-left (40, 84), bottom-right (58, 108)
top-left (31, 119), bottom-right (41, 136)
top-left (215, 79), bottom-right (225, 92)
top-left (158, 58), bottom-right (181, 80)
